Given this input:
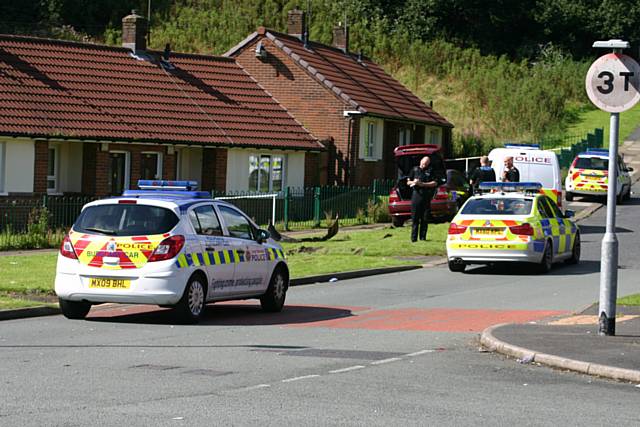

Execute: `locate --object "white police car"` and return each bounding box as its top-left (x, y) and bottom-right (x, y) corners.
top-left (55, 181), bottom-right (289, 323)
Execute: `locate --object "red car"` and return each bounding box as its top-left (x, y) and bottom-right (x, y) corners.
top-left (388, 144), bottom-right (471, 227)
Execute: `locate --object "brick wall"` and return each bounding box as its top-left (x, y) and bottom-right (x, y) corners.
top-left (303, 152), bottom-right (320, 186)
top-left (33, 140), bottom-right (48, 194)
top-left (201, 147), bottom-right (227, 192)
top-left (235, 38), bottom-right (353, 185)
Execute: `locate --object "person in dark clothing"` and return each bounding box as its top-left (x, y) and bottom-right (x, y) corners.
top-left (407, 156), bottom-right (446, 242)
top-left (470, 155), bottom-right (496, 194)
top-left (502, 156), bottom-right (520, 182)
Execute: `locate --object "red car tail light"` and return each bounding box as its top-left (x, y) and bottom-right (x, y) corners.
top-left (433, 185), bottom-right (449, 200)
top-left (148, 235), bottom-right (185, 262)
top-left (389, 188), bottom-right (399, 203)
top-left (509, 223), bottom-right (534, 236)
top-left (448, 223), bottom-right (467, 235)
top-left (60, 234), bottom-right (78, 259)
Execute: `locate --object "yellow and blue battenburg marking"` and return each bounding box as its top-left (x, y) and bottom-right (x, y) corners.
top-left (175, 248), bottom-right (285, 268)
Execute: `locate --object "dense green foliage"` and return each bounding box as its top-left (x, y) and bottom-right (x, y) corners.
top-left (1, 0), bottom-right (638, 156)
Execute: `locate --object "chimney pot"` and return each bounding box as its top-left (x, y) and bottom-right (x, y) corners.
top-left (287, 8), bottom-right (306, 40)
top-left (332, 24), bottom-right (349, 53)
top-left (122, 10), bottom-right (147, 52)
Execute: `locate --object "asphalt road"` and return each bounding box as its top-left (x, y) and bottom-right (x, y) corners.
top-left (2, 187), bottom-right (640, 426)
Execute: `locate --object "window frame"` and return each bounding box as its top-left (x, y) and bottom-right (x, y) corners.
top-left (248, 153), bottom-right (286, 193)
top-left (189, 204), bottom-right (223, 236)
top-left (141, 151), bottom-right (163, 180)
top-left (47, 145), bottom-right (59, 194)
top-left (109, 150), bottom-right (131, 194)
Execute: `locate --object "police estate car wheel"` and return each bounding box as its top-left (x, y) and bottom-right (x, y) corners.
top-left (565, 192), bottom-right (574, 202)
top-left (59, 298), bottom-right (91, 320)
top-left (176, 275), bottom-right (206, 323)
top-left (565, 233), bottom-right (581, 265)
top-left (260, 267), bottom-right (288, 312)
top-left (538, 241), bottom-right (553, 274)
top-left (448, 260), bottom-right (466, 273)
top-left (617, 188), bottom-right (625, 205)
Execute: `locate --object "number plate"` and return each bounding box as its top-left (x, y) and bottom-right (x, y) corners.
top-left (472, 227), bottom-right (503, 236)
top-left (89, 278), bottom-right (131, 289)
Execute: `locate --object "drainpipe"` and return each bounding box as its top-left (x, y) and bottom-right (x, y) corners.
top-left (343, 110), bottom-right (362, 185)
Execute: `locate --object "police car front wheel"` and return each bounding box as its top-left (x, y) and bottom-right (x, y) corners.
top-left (261, 267), bottom-right (288, 312)
top-left (59, 299), bottom-right (91, 320)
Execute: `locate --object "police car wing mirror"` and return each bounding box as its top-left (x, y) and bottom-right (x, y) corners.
top-left (564, 209), bottom-right (575, 218)
top-left (626, 167), bottom-right (634, 172)
top-left (256, 229), bottom-right (270, 243)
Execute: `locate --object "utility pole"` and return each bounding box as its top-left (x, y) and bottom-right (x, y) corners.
top-left (585, 40), bottom-right (640, 335)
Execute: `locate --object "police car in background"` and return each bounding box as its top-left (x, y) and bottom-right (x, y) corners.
top-left (446, 182), bottom-right (580, 273)
top-left (55, 181), bottom-right (289, 323)
top-left (565, 148), bottom-right (632, 203)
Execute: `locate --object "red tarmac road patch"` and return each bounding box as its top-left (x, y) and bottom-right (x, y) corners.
top-left (288, 307), bottom-right (567, 332)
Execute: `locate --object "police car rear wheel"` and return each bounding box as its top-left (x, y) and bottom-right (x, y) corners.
top-left (59, 298), bottom-right (91, 320)
top-left (566, 233), bottom-right (580, 265)
top-left (537, 241), bottom-right (553, 274)
top-left (176, 275), bottom-right (206, 323)
top-left (565, 192), bottom-right (574, 202)
top-left (261, 267), bottom-right (288, 312)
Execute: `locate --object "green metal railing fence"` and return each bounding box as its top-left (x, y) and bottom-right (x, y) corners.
top-left (553, 128), bottom-right (604, 169)
top-left (0, 180), bottom-right (394, 234)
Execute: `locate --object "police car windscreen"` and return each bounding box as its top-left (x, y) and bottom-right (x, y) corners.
top-left (576, 157), bottom-right (608, 170)
top-left (461, 198), bottom-right (533, 215)
top-left (74, 204), bottom-right (179, 236)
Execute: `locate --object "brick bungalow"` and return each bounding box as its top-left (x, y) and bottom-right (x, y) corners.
top-left (0, 11), bottom-right (323, 197)
top-left (224, 8), bottom-right (453, 186)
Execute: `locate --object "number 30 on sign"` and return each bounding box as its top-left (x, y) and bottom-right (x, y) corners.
top-left (585, 53), bottom-right (640, 113)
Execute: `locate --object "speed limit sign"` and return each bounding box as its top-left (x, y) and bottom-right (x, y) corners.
top-left (586, 53), bottom-right (640, 113)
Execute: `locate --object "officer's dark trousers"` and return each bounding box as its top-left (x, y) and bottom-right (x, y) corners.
top-left (411, 197), bottom-right (430, 242)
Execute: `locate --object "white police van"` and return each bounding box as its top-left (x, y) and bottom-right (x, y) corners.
top-left (488, 144), bottom-right (563, 208)
top-left (55, 181), bottom-right (289, 323)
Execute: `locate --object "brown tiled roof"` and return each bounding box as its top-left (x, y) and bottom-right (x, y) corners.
top-left (225, 29), bottom-right (452, 127)
top-left (0, 35), bottom-right (322, 150)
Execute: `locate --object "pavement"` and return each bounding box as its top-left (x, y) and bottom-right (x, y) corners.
top-left (5, 136), bottom-right (640, 385)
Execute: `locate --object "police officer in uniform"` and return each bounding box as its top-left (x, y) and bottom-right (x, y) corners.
top-left (470, 155), bottom-right (496, 194)
top-left (407, 156), bottom-right (445, 242)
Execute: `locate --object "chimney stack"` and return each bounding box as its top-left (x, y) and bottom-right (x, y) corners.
top-left (122, 10), bottom-right (147, 52)
top-left (287, 8), bottom-right (306, 40)
top-left (332, 24), bottom-right (349, 53)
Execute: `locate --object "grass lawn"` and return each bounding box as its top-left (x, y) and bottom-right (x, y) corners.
top-left (617, 294), bottom-right (640, 306)
top-left (0, 224), bottom-right (447, 309)
top-left (568, 103), bottom-right (640, 146)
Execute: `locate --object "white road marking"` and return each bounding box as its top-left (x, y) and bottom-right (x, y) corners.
top-left (241, 384), bottom-right (271, 391)
top-left (406, 349), bottom-right (435, 357)
top-left (329, 365), bottom-right (365, 374)
top-left (282, 374), bottom-right (320, 383)
top-left (371, 357), bottom-right (402, 365)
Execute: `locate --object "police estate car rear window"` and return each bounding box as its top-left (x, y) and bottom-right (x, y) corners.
top-left (576, 157), bottom-right (608, 170)
top-left (74, 204), bottom-right (179, 236)
top-left (461, 198), bottom-right (533, 215)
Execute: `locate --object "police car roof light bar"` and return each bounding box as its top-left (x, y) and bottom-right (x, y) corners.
top-left (122, 189), bottom-right (211, 199)
top-left (503, 143), bottom-right (541, 150)
top-left (477, 181), bottom-right (543, 194)
top-left (583, 148), bottom-right (610, 156)
top-left (137, 180), bottom-right (199, 191)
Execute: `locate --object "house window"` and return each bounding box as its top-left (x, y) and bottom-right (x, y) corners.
top-left (399, 127), bottom-right (413, 146)
top-left (47, 146), bottom-right (58, 193)
top-left (141, 152), bottom-right (163, 180)
top-left (426, 127), bottom-right (442, 146)
top-left (248, 154), bottom-right (285, 192)
top-left (366, 122), bottom-right (376, 157)
top-left (109, 151), bottom-right (131, 195)
top-left (359, 119), bottom-right (382, 160)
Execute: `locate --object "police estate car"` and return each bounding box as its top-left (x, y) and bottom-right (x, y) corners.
top-left (446, 182), bottom-right (580, 273)
top-left (565, 148), bottom-right (632, 203)
top-left (55, 181), bottom-right (289, 323)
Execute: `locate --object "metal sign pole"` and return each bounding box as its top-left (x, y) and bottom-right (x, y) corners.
top-left (598, 111), bottom-right (619, 335)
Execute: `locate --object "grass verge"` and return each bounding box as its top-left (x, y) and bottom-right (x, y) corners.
top-left (617, 294), bottom-right (640, 306)
top-left (0, 224), bottom-right (446, 310)
top-left (568, 103), bottom-right (640, 146)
